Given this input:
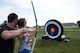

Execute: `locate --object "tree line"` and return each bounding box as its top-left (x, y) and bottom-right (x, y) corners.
top-left (0, 20), bottom-right (80, 28)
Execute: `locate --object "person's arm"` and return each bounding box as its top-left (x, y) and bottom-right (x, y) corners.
top-left (1, 27), bottom-right (27, 40)
top-left (17, 34), bottom-right (23, 40)
top-left (28, 29), bottom-right (37, 36)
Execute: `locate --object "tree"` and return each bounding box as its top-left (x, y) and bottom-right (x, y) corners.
top-left (0, 20), bottom-right (7, 27)
top-left (77, 21), bottom-right (80, 27)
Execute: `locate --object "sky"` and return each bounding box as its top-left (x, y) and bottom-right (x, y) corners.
top-left (0, 0), bottom-right (80, 27)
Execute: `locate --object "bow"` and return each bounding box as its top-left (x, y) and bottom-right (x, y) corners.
top-left (31, 0), bottom-right (38, 53)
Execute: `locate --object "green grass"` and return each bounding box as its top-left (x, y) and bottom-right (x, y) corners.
top-left (14, 28), bottom-right (80, 53)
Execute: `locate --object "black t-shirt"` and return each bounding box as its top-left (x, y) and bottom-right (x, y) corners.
top-left (0, 26), bottom-right (15, 53)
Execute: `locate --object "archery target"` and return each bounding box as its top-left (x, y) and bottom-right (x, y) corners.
top-left (45, 20), bottom-right (63, 39)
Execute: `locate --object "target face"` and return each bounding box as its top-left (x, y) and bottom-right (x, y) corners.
top-left (45, 20), bottom-right (63, 39)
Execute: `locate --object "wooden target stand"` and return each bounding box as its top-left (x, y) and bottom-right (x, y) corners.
top-left (42, 19), bottom-right (64, 40)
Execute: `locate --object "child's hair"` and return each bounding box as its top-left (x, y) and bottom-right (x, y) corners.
top-left (18, 18), bottom-right (26, 27)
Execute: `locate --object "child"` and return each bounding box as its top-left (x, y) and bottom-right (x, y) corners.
top-left (17, 18), bottom-right (36, 53)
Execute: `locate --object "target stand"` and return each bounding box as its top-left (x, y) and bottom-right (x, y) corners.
top-left (42, 19), bottom-right (64, 40)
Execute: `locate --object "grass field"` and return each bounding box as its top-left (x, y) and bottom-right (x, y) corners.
top-left (14, 28), bottom-right (80, 53)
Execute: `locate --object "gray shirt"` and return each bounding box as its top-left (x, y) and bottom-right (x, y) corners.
top-left (18, 33), bottom-right (32, 52)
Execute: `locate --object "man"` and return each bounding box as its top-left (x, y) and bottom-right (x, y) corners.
top-left (0, 13), bottom-right (27, 53)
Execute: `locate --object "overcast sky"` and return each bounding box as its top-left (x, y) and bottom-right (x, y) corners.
top-left (0, 0), bottom-right (80, 26)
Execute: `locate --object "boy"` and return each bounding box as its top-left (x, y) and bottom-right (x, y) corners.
top-left (17, 18), bottom-right (36, 53)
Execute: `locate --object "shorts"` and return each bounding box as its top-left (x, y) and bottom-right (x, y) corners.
top-left (18, 49), bottom-right (31, 53)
